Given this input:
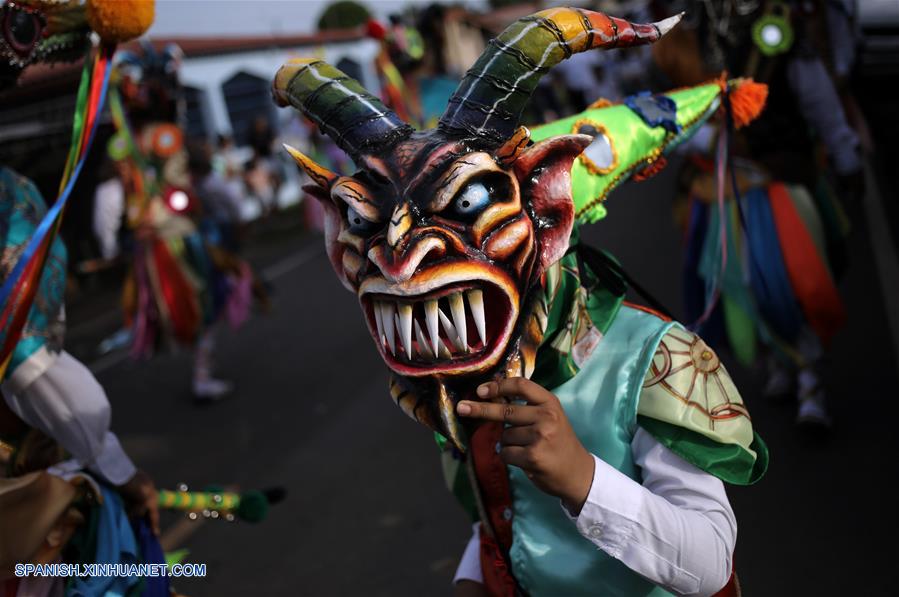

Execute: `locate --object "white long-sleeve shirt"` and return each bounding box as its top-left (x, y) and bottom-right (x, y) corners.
top-left (2, 349), bottom-right (136, 485)
top-left (454, 427), bottom-right (736, 596)
top-left (786, 55), bottom-right (861, 176)
top-left (92, 178), bottom-right (125, 260)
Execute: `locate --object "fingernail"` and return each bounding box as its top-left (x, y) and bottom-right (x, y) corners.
top-left (457, 402), bottom-right (471, 415)
top-left (476, 384), bottom-right (489, 397)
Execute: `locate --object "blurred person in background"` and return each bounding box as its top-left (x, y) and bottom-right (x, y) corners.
top-left (650, 0), bottom-right (864, 429)
top-left (1, 167), bottom-right (160, 581)
top-left (1, 1), bottom-right (164, 592)
top-left (92, 156), bottom-right (127, 262)
top-left (367, 14), bottom-right (426, 127)
top-left (212, 133), bottom-right (243, 180)
top-left (243, 153), bottom-right (277, 217)
top-left (189, 141), bottom-right (244, 252)
top-left (248, 115), bottom-right (275, 162)
top-left (109, 42), bottom-right (266, 402)
top-left (244, 115), bottom-right (280, 215)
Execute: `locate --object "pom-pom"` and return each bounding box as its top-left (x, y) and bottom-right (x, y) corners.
top-left (237, 491), bottom-right (269, 523)
top-left (86, 0), bottom-right (154, 44)
top-left (366, 18), bottom-right (387, 40)
top-left (729, 78), bottom-right (768, 129)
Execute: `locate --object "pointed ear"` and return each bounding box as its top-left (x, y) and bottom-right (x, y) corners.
top-left (285, 145), bottom-right (354, 291)
top-left (284, 144), bottom-right (338, 190)
top-left (513, 134), bottom-right (592, 270)
top-left (317, 195), bottom-right (355, 292)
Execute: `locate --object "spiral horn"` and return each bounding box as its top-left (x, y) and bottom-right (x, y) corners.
top-left (273, 58), bottom-right (414, 161)
top-left (439, 7), bottom-right (682, 143)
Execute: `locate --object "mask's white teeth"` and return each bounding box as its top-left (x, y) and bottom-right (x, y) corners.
top-left (380, 302), bottom-right (396, 356)
top-left (424, 299), bottom-right (439, 356)
top-left (394, 314), bottom-right (405, 359)
top-left (466, 289), bottom-right (486, 347)
top-left (397, 303), bottom-right (413, 359)
top-left (448, 292), bottom-right (469, 352)
top-left (437, 336), bottom-right (452, 359)
top-left (438, 308), bottom-right (465, 352)
top-left (413, 318), bottom-right (434, 360)
top-left (373, 300), bottom-right (385, 348)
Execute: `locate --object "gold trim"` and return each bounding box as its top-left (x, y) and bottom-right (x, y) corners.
top-left (575, 94), bottom-right (715, 219)
top-left (570, 119), bottom-right (618, 175)
top-left (586, 97), bottom-right (615, 110)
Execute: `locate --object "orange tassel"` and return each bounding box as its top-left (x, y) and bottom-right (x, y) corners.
top-left (729, 79), bottom-right (768, 129)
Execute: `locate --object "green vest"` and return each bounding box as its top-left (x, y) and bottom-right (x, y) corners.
top-left (508, 305), bottom-right (674, 596)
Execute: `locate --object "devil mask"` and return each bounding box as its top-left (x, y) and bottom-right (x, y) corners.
top-left (0, 0), bottom-right (154, 89)
top-left (273, 7), bottom-right (680, 449)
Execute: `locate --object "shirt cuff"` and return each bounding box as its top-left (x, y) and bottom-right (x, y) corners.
top-left (47, 459), bottom-right (104, 500)
top-left (453, 523), bottom-right (483, 585)
top-left (88, 432), bottom-right (137, 486)
top-left (3, 345), bottom-right (58, 394)
top-left (562, 454), bottom-right (643, 560)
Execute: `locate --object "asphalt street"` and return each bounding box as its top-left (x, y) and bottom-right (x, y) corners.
top-left (68, 158), bottom-right (899, 596)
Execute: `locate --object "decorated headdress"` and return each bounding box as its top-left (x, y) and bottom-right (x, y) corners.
top-left (0, 0), bottom-right (153, 88)
top-left (0, 0), bottom-right (153, 380)
top-left (112, 39), bottom-right (183, 124)
top-left (272, 7), bottom-right (764, 449)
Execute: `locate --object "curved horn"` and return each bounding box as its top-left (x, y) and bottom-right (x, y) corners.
top-left (273, 58), bottom-right (413, 161)
top-left (439, 8), bottom-right (682, 143)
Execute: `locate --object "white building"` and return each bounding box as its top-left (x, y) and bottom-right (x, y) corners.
top-left (168, 30), bottom-right (380, 141)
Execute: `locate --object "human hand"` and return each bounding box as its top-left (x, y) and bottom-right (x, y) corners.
top-left (119, 469), bottom-right (160, 535)
top-left (456, 378), bottom-right (595, 515)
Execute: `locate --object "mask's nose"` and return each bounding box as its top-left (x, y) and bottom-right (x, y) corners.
top-left (368, 203), bottom-right (447, 283)
top-left (386, 202), bottom-right (412, 252)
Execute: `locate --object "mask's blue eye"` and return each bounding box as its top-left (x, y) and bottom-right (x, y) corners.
top-left (346, 205), bottom-right (377, 234)
top-left (453, 182), bottom-right (491, 218)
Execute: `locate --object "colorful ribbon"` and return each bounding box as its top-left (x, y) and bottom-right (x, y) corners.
top-left (0, 44), bottom-right (115, 379)
top-left (691, 118), bottom-right (730, 328)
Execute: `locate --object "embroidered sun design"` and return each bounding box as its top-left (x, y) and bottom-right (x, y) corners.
top-left (644, 327), bottom-right (750, 430)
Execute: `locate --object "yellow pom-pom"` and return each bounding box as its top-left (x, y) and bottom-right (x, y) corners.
top-left (729, 78), bottom-right (768, 129)
top-left (87, 0), bottom-right (154, 43)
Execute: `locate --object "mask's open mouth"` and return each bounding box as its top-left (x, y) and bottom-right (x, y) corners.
top-left (359, 267), bottom-right (518, 377)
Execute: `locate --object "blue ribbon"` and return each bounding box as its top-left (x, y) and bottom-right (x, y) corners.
top-left (0, 59), bottom-right (111, 314)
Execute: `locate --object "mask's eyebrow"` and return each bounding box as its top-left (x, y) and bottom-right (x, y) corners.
top-left (426, 152), bottom-right (503, 213)
top-left (332, 177), bottom-right (381, 221)
top-left (403, 141), bottom-right (466, 198)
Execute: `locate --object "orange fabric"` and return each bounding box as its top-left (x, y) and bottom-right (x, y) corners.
top-left (729, 80), bottom-right (768, 129)
top-left (767, 183), bottom-right (845, 346)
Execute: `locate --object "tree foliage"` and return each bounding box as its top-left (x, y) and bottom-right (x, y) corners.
top-left (317, 1), bottom-right (372, 31)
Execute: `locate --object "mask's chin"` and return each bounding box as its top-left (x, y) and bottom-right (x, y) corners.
top-left (358, 264), bottom-right (519, 378)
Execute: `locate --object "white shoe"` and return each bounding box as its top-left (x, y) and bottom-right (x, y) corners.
top-left (763, 365), bottom-right (793, 399)
top-left (193, 378), bottom-right (233, 401)
top-left (797, 391), bottom-right (832, 428)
